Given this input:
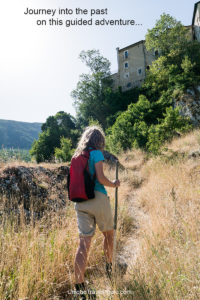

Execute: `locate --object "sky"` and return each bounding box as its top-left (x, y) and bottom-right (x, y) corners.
top-left (0, 0), bottom-right (198, 123)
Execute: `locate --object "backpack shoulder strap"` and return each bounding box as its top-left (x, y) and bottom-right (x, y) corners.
top-left (82, 149), bottom-right (96, 179)
top-left (86, 149), bottom-right (96, 180)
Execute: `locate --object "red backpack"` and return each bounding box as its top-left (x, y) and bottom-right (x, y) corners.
top-left (67, 149), bottom-right (96, 202)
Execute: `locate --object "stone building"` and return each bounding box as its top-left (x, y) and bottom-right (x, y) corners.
top-left (112, 2), bottom-right (200, 92)
top-left (192, 1), bottom-right (200, 41)
top-left (112, 40), bottom-right (156, 92)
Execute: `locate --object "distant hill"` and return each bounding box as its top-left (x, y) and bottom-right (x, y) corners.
top-left (0, 119), bottom-right (42, 149)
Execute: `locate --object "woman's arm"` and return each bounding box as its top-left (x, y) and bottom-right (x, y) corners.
top-left (95, 161), bottom-right (120, 188)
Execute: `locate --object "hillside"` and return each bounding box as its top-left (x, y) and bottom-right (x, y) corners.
top-left (0, 130), bottom-right (200, 299)
top-left (115, 130), bottom-right (200, 299)
top-left (0, 119), bottom-right (42, 149)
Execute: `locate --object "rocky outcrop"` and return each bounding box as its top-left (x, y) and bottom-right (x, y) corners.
top-left (175, 86), bottom-right (200, 125)
top-left (0, 165), bottom-right (69, 219)
top-left (0, 152), bottom-right (123, 220)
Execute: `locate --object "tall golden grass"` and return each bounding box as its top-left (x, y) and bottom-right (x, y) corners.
top-left (1, 130), bottom-right (200, 299)
top-left (0, 161), bottom-right (133, 299)
top-left (119, 131), bottom-right (200, 299)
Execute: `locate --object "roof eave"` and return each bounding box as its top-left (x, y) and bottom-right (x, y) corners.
top-left (192, 1), bottom-right (200, 25)
top-left (118, 40), bottom-right (145, 52)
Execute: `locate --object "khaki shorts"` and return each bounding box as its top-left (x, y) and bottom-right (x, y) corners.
top-left (74, 191), bottom-right (114, 237)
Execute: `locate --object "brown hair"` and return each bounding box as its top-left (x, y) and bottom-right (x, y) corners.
top-left (73, 125), bottom-right (105, 157)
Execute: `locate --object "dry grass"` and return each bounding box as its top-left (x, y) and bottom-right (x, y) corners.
top-left (0, 161), bottom-right (70, 172)
top-left (166, 129), bottom-right (200, 153)
top-left (0, 205), bottom-right (76, 299)
top-left (0, 161), bottom-right (134, 299)
top-left (1, 132), bottom-right (200, 299)
top-left (105, 163), bottom-right (137, 239)
top-left (125, 152), bottom-right (200, 299)
top-left (0, 204), bottom-right (116, 299)
top-left (120, 149), bottom-right (147, 171)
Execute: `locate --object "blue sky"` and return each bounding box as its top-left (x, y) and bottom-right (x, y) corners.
top-left (0, 0), bottom-right (198, 123)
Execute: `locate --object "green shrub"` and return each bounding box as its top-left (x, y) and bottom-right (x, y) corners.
top-left (54, 138), bottom-right (74, 162)
top-left (147, 107), bottom-right (192, 154)
top-left (106, 95), bottom-right (153, 153)
top-left (106, 101), bottom-right (192, 155)
top-left (30, 111), bottom-right (77, 163)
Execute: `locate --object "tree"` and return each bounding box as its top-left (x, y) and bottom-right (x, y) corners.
top-left (106, 95), bottom-right (154, 153)
top-left (30, 129), bottom-right (53, 163)
top-left (106, 14), bottom-right (196, 155)
top-left (106, 96), bottom-right (192, 154)
top-left (104, 87), bottom-right (140, 127)
top-left (143, 14), bottom-right (200, 102)
top-left (147, 107), bottom-right (192, 154)
top-left (145, 13), bottom-right (188, 56)
top-left (30, 111), bottom-right (77, 163)
top-left (41, 111), bottom-right (77, 145)
top-left (71, 50), bottom-right (113, 128)
top-left (71, 50), bottom-right (141, 129)
top-left (54, 137), bottom-right (74, 162)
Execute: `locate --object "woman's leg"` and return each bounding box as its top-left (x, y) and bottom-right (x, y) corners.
top-left (74, 236), bottom-right (92, 284)
top-left (102, 229), bottom-right (114, 263)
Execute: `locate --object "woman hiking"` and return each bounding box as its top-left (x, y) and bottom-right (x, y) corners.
top-left (71, 126), bottom-right (120, 299)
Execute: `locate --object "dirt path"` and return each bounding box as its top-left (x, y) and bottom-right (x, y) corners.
top-left (117, 168), bottom-right (149, 276)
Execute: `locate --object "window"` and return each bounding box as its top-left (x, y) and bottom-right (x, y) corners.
top-left (124, 62), bottom-right (129, 69)
top-left (124, 72), bottom-right (129, 79)
top-left (154, 50), bottom-right (159, 57)
top-left (146, 65), bottom-right (150, 70)
top-left (124, 50), bottom-right (128, 59)
top-left (137, 68), bottom-right (142, 75)
top-left (127, 82), bottom-right (132, 88)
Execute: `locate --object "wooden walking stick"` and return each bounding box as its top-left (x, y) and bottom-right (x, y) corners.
top-left (112, 160), bottom-right (119, 276)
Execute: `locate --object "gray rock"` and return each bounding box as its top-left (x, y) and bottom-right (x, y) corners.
top-left (0, 165), bottom-right (69, 220)
top-left (174, 86), bottom-right (200, 126)
top-left (188, 150), bottom-right (200, 158)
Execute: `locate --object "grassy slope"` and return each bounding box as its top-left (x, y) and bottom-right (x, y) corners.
top-left (0, 119), bottom-right (42, 149)
top-left (119, 130), bottom-right (200, 299)
top-left (0, 130), bottom-right (200, 299)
